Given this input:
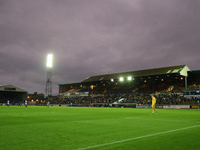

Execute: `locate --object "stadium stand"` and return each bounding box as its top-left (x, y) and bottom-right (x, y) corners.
top-left (0, 85), bottom-right (27, 104)
top-left (55, 65), bottom-right (200, 107)
top-left (2, 65), bottom-right (200, 107)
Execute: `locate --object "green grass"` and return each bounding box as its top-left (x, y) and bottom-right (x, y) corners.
top-left (0, 106), bottom-right (200, 150)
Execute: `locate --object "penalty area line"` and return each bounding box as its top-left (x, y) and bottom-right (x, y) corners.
top-left (75, 125), bottom-right (200, 150)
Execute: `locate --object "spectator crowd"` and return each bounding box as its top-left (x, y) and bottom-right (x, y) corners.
top-left (48, 94), bottom-right (200, 106)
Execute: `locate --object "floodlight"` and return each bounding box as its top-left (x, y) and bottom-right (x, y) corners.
top-left (46, 54), bottom-right (53, 68)
top-left (45, 53), bottom-right (53, 96)
top-left (111, 79), bottom-right (114, 82)
top-left (127, 76), bottom-right (132, 81)
top-left (119, 77), bottom-right (124, 81)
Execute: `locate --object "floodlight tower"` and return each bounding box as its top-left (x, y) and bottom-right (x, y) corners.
top-left (45, 54), bottom-right (53, 97)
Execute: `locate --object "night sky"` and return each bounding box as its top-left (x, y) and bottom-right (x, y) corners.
top-left (1, 0), bottom-right (200, 94)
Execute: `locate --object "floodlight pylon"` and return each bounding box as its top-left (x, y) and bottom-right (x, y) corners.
top-left (45, 54), bottom-right (52, 96)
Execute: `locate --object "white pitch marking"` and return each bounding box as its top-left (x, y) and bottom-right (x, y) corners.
top-left (75, 125), bottom-right (200, 150)
top-left (125, 117), bottom-right (192, 123)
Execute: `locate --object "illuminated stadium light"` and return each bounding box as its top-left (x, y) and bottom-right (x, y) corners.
top-left (119, 77), bottom-right (124, 81)
top-left (46, 54), bottom-right (53, 68)
top-left (127, 76), bottom-right (132, 81)
top-left (90, 85), bottom-right (93, 90)
top-left (111, 79), bottom-right (114, 82)
top-left (45, 53), bottom-right (53, 97)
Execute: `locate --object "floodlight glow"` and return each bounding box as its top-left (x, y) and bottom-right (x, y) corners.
top-left (127, 76), bottom-right (132, 81)
top-left (46, 54), bottom-right (52, 68)
top-left (111, 79), bottom-right (114, 82)
top-left (119, 77), bottom-right (124, 81)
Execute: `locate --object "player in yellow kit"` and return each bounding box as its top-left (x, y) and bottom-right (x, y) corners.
top-left (151, 95), bottom-right (158, 114)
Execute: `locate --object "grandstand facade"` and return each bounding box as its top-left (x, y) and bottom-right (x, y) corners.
top-left (0, 85), bottom-right (27, 103)
top-left (58, 65), bottom-right (200, 98)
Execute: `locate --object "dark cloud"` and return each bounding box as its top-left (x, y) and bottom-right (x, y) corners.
top-left (1, 0), bottom-right (200, 94)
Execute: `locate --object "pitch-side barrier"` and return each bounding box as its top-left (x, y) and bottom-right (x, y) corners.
top-left (0, 103), bottom-right (200, 109)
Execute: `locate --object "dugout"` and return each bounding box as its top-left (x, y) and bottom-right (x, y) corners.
top-left (0, 85), bottom-right (28, 103)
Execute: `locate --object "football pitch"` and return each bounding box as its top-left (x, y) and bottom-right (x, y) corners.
top-left (1, 106), bottom-right (200, 150)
